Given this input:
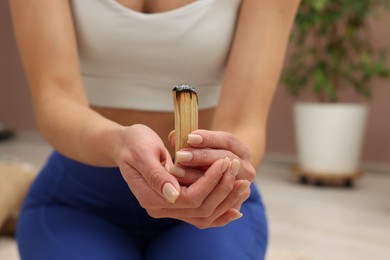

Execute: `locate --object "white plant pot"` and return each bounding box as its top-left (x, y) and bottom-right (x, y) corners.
top-left (294, 102), bottom-right (368, 174)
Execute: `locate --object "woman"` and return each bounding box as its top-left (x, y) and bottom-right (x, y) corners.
top-left (10, 0), bottom-right (300, 259)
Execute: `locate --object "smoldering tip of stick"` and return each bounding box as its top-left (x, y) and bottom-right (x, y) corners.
top-left (172, 84), bottom-right (197, 94)
top-left (172, 84), bottom-right (198, 103)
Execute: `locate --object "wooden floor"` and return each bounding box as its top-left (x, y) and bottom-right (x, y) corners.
top-left (259, 160), bottom-right (390, 260)
top-left (1, 133), bottom-right (390, 260)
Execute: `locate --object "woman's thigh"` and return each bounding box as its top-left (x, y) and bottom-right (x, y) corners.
top-left (146, 193), bottom-right (268, 260)
top-left (17, 204), bottom-right (142, 260)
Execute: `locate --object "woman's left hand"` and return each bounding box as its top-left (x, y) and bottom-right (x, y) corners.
top-left (169, 129), bottom-right (257, 184)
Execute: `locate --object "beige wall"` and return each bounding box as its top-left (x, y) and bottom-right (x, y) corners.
top-left (1, 2), bottom-right (389, 164)
top-left (0, 1), bottom-right (36, 130)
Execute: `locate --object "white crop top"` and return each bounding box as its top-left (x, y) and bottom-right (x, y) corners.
top-left (70, 0), bottom-right (242, 111)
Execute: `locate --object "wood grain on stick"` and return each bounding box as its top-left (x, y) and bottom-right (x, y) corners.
top-left (172, 84), bottom-right (198, 158)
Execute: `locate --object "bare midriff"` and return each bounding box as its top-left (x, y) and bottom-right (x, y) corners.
top-left (91, 106), bottom-right (215, 155)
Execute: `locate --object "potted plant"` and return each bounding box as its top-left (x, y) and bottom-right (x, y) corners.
top-left (282, 0), bottom-right (389, 180)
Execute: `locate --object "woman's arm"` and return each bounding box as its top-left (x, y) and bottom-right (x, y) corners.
top-left (10, 0), bottom-right (184, 207)
top-left (10, 0), bottom-right (124, 166)
top-left (212, 0), bottom-right (300, 167)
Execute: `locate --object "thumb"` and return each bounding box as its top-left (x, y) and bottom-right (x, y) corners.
top-left (162, 181), bottom-right (180, 204)
top-left (140, 150), bottom-right (180, 204)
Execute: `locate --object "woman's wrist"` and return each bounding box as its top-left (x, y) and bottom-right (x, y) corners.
top-left (77, 114), bottom-right (127, 167)
top-left (110, 124), bottom-right (152, 167)
top-left (105, 123), bottom-right (127, 167)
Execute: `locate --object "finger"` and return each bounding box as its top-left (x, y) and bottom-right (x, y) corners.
top-left (141, 158), bottom-right (230, 211)
top-left (231, 186), bottom-right (251, 211)
top-left (176, 148), bottom-right (256, 182)
top-left (148, 179), bottom-right (250, 227)
top-left (200, 178), bottom-right (250, 219)
top-left (156, 166), bottom-right (249, 220)
top-left (175, 148), bottom-right (240, 168)
top-left (169, 165), bottom-right (204, 186)
top-left (187, 129), bottom-right (250, 159)
top-left (120, 163), bottom-right (169, 209)
top-left (174, 157), bottom-right (230, 208)
top-left (181, 178), bottom-right (249, 223)
top-left (187, 161), bottom-right (239, 218)
top-left (163, 148), bottom-right (174, 171)
top-left (173, 209), bottom-right (242, 229)
top-left (200, 184), bottom-right (250, 228)
top-left (152, 208), bottom-right (243, 229)
top-left (208, 208), bottom-right (243, 228)
top-left (133, 146), bottom-right (181, 204)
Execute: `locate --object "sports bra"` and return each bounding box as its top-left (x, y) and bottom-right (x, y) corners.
top-left (70, 0), bottom-right (242, 111)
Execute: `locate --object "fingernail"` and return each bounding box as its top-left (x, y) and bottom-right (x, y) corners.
top-left (230, 159), bottom-right (240, 177)
top-left (221, 157), bottom-right (230, 173)
top-left (175, 151), bottom-right (193, 163)
top-left (237, 180), bottom-right (251, 196)
top-left (162, 183), bottom-right (179, 204)
top-left (187, 134), bottom-right (203, 145)
top-left (229, 212), bottom-right (243, 222)
top-left (169, 165), bottom-right (186, 178)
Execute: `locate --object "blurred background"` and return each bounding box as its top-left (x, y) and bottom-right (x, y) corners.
top-left (1, 1), bottom-right (389, 260)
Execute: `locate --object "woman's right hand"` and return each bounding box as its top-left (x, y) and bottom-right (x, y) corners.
top-left (116, 124), bottom-right (249, 228)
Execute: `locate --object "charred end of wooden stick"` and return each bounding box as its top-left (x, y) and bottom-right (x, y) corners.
top-left (172, 84), bottom-right (199, 157)
top-left (173, 84), bottom-right (197, 93)
top-left (172, 84), bottom-right (198, 103)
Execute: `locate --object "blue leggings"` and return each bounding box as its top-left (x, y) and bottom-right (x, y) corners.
top-left (17, 152), bottom-right (268, 260)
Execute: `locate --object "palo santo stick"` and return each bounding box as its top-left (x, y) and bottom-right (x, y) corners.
top-left (172, 84), bottom-right (198, 158)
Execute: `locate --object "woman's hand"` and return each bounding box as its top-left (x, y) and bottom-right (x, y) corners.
top-left (116, 124), bottom-right (180, 204)
top-left (169, 129), bottom-right (257, 183)
top-left (147, 158), bottom-right (251, 229)
top-left (168, 129), bottom-right (255, 217)
top-left (116, 124), bottom-right (250, 228)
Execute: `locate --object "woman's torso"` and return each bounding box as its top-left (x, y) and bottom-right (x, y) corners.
top-left (70, 0), bottom-right (241, 154)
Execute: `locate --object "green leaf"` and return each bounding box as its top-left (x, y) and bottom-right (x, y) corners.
top-left (311, 0), bottom-right (327, 11)
top-left (360, 52), bottom-right (370, 66)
